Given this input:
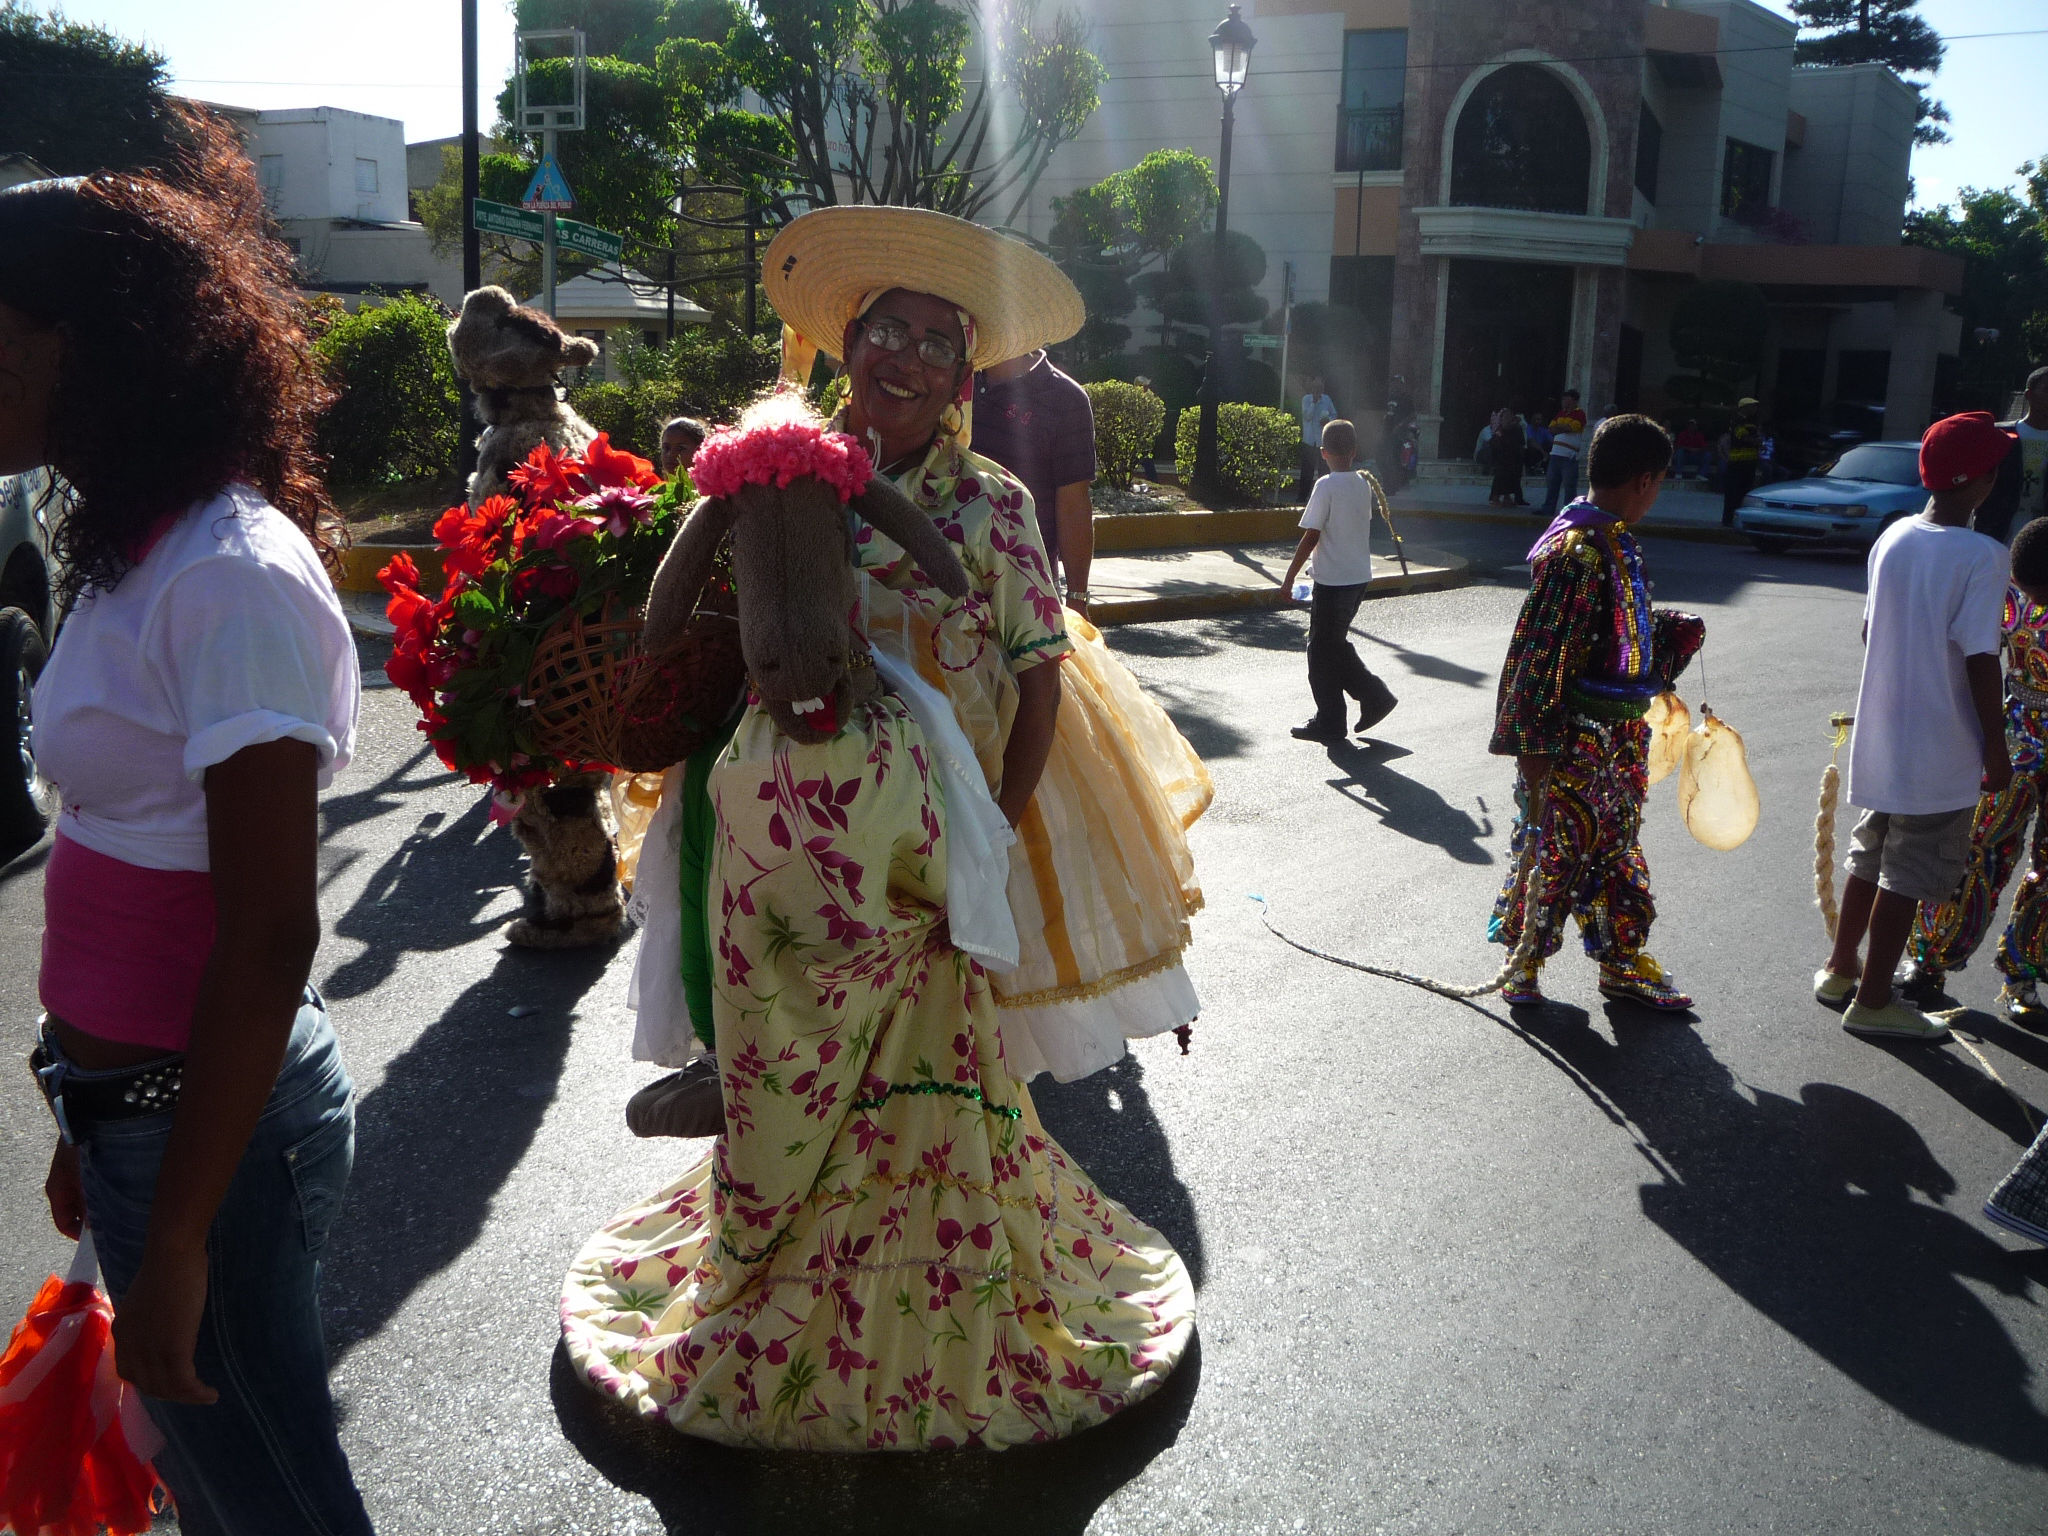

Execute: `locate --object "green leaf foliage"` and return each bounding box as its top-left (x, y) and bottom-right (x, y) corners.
top-left (566, 322), bottom-right (779, 450)
top-left (1665, 280), bottom-right (1768, 428)
top-left (1083, 381), bottom-right (1165, 491)
top-left (1789, 0), bottom-right (1948, 144)
top-left (1173, 402), bottom-right (1295, 505)
top-left (0, 7), bottom-right (182, 175)
top-left (314, 293), bottom-right (460, 486)
top-left (1906, 174), bottom-right (2048, 414)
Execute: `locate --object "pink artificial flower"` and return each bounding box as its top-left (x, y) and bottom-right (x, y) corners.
top-left (692, 419), bottom-right (874, 503)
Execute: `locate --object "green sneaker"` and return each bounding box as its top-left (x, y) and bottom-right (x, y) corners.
top-left (1842, 996), bottom-right (1951, 1042)
top-left (1813, 968), bottom-right (1856, 1011)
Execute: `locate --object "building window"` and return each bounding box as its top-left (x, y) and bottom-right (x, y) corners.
top-left (1720, 138), bottom-right (1772, 219)
top-left (259, 154), bottom-right (283, 206)
top-left (355, 158), bottom-right (380, 196)
top-left (1337, 29), bottom-right (1406, 173)
top-left (1635, 102), bottom-right (1662, 204)
top-left (1448, 64), bottom-right (1591, 215)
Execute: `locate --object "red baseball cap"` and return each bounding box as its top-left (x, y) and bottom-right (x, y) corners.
top-left (1920, 411), bottom-right (2018, 490)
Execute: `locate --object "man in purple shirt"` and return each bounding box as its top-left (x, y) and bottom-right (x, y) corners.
top-left (972, 349), bottom-right (1096, 614)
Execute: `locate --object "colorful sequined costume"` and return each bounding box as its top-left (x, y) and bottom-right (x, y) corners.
top-left (1488, 506), bottom-right (1703, 986)
top-left (1912, 589), bottom-right (2048, 983)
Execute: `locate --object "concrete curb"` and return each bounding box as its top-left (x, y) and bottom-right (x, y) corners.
top-left (1090, 548), bottom-right (1472, 626)
top-left (1394, 503), bottom-right (1749, 547)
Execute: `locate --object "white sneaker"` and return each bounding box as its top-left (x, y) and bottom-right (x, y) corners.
top-left (1843, 996), bottom-right (1950, 1042)
top-left (1813, 968), bottom-right (1856, 1011)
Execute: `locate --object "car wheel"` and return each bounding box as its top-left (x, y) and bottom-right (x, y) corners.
top-left (0, 607), bottom-right (53, 860)
top-left (1751, 536), bottom-right (1794, 554)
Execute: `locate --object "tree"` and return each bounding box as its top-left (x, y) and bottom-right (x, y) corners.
top-left (0, 6), bottom-right (183, 174)
top-left (1790, 0), bottom-right (1949, 146)
top-left (1906, 172), bottom-right (2048, 413)
top-left (1665, 280), bottom-right (1769, 423)
top-left (1050, 149), bottom-right (1217, 360)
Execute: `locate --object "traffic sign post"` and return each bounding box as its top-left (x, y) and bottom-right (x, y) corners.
top-left (516, 28), bottom-right (587, 318)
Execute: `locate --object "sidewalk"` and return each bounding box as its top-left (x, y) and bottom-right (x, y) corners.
top-left (1392, 476), bottom-right (1744, 544)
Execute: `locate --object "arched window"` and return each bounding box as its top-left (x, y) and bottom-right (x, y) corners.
top-left (1449, 64), bottom-right (1592, 214)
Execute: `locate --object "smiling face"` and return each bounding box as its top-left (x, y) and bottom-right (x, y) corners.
top-left (0, 301), bottom-right (61, 477)
top-left (842, 288), bottom-right (970, 466)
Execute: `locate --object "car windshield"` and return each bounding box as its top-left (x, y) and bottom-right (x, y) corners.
top-left (1824, 445), bottom-right (1920, 486)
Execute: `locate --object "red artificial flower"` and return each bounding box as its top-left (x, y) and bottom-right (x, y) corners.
top-left (525, 510), bottom-right (600, 553)
top-left (581, 433), bottom-right (659, 492)
top-left (507, 441), bottom-right (580, 506)
top-left (384, 642), bottom-right (433, 700)
top-left (378, 551), bottom-right (420, 595)
top-left (511, 564), bottom-right (580, 602)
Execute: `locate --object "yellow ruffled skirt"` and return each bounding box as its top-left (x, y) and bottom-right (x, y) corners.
top-left (997, 614), bottom-right (1213, 1080)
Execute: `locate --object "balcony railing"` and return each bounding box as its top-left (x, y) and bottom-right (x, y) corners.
top-left (1337, 105), bottom-right (1403, 173)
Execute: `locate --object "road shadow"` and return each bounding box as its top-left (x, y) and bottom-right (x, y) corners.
top-left (548, 1329), bottom-right (1201, 1536)
top-left (1502, 1000), bottom-right (2048, 1465)
top-left (318, 925), bottom-right (617, 1360)
top-left (1351, 625), bottom-right (1490, 689)
top-left (1032, 1052), bottom-right (1208, 1287)
top-left (1321, 738), bottom-right (1494, 864)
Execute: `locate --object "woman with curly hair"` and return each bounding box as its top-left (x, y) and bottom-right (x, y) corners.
top-left (3, 115), bottom-right (371, 1533)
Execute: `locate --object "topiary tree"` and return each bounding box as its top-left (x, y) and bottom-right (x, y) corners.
top-left (1173, 402), bottom-right (1294, 505)
top-left (1083, 381), bottom-right (1165, 491)
top-left (314, 292), bottom-right (460, 486)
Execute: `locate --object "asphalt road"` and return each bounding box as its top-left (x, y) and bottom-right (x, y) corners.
top-left (4, 518), bottom-right (2046, 1534)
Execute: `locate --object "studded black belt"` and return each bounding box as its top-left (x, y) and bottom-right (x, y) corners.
top-left (30, 1028), bottom-right (185, 1142)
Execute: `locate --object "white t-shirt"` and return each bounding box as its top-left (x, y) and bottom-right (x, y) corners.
top-left (33, 487), bottom-right (361, 871)
top-left (1848, 516), bottom-right (2008, 815)
top-left (1300, 393), bottom-right (1336, 447)
top-left (1299, 470), bottom-right (1376, 587)
top-left (2017, 420), bottom-right (2048, 516)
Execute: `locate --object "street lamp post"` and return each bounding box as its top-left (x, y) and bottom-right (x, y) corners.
top-left (1191, 5), bottom-right (1256, 502)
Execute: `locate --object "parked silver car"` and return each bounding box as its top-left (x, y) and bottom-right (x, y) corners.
top-left (1735, 440), bottom-right (1927, 554)
top-left (0, 468), bottom-right (60, 859)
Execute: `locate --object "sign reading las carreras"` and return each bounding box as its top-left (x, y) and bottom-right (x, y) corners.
top-left (554, 218), bottom-right (623, 262)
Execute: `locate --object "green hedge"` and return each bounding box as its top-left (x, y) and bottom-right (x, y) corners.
top-left (1083, 381), bottom-right (1165, 491)
top-left (566, 381), bottom-right (693, 459)
top-left (1173, 402), bottom-right (1296, 504)
top-left (314, 292), bottom-right (459, 486)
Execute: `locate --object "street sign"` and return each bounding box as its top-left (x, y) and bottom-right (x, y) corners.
top-left (521, 152), bottom-right (574, 212)
top-left (554, 217), bottom-right (623, 263)
top-left (472, 198), bottom-right (544, 242)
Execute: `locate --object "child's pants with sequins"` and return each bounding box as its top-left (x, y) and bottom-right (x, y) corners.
top-left (1489, 714), bottom-right (1655, 966)
top-left (1912, 704), bottom-right (2048, 982)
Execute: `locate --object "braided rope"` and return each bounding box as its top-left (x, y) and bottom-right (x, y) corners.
top-left (1814, 714), bottom-right (1852, 941)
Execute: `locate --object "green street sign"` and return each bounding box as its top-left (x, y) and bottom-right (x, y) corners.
top-left (473, 199), bottom-right (544, 241)
top-left (555, 217), bottom-right (624, 263)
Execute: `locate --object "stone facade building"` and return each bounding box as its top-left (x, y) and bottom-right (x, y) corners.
top-left (1014, 0), bottom-right (1961, 461)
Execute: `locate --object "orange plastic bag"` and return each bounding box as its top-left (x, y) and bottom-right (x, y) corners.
top-left (0, 1233), bottom-right (164, 1536)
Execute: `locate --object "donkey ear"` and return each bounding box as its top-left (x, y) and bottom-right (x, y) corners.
top-left (643, 496), bottom-right (737, 651)
top-left (849, 477), bottom-right (970, 600)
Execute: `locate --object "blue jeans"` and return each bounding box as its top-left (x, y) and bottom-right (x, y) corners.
top-left (1540, 455), bottom-right (1578, 517)
top-left (70, 996), bottom-right (373, 1536)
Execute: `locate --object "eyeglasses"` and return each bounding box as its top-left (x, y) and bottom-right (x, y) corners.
top-left (863, 319), bottom-right (960, 371)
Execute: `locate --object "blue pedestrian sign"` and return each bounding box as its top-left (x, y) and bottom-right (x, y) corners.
top-left (521, 153), bottom-right (574, 212)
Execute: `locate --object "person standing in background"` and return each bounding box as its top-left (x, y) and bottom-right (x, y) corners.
top-left (1976, 365), bottom-right (2048, 543)
top-left (1488, 405), bottom-right (1527, 506)
top-left (1721, 397), bottom-right (1762, 527)
top-left (1674, 419), bottom-right (1710, 479)
top-left (1298, 375), bottom-right (1337, 499)
top-left (972, 346), bottom-right (1097, 616)
top-left (1538, 389), bottom-right (1587, 518)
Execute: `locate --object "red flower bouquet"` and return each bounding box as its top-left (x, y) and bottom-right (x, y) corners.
top-left (380, 436), bottom-right (741, 793)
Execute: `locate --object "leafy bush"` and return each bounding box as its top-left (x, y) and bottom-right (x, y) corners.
top-left (566, 381), bottom-right (692, 458)
top-left (1084, 381), bottom-right (1165, 490)
top-left (314, 292), bottom-right (459, 486)
top-left (1173, 402), bottom-right (1295, 505)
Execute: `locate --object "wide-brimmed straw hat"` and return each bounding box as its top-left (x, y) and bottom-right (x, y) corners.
top-left (764, 205), bottom-right (1084, 372)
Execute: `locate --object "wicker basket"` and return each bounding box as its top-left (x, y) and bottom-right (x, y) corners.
top-left (526, 596), bottom-right (747, 773)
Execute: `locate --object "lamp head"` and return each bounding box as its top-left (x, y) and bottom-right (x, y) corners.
top-left (1210, 5), bottom-right (1257, 97)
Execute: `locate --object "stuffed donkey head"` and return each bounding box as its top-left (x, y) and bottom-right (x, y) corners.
top-left (642, 410), bottom-right (969, 746)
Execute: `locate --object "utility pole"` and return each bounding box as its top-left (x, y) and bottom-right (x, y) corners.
top-left (458, 0), bottom-right (480, 479)
top-left (744, 198), bottom-right (759, 335)
top-left (540, 122), bottom-right (558, 317)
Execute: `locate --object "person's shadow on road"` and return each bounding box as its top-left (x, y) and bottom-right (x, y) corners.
top-left (1523, 1003), bottom-right (2048, 1464)
top-left (1323, 739), bottom-right (1494, 865)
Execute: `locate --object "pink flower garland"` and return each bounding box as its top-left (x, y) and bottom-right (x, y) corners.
top-left (691, 419), bottom-right (874, 504)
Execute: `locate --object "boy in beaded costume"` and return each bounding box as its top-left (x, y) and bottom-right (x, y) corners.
top-left (1903, 517), bottom-right (2048, 1020)
top-left (1489, 416), bottom-right (1704, 1009)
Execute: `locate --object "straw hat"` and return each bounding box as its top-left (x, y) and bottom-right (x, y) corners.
top-left (764, 205), bottom-right (1084, 372)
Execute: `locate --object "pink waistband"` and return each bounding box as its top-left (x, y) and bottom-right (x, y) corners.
top-left (41, 831), bottom-right (215, 1050)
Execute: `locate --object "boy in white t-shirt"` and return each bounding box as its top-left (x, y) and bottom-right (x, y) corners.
top-left (1818, 412), bottom-right (2021, 1040)
top-left (1281, 418), bottom-right (1397, 742)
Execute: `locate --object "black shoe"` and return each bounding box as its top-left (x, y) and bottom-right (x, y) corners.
top-left (1354, 677), bottom-right (1399, 734)
top-left (626, 1054), bottom-right (725, 1138)
top-left (1291, 718), bottom-right (1345, 743)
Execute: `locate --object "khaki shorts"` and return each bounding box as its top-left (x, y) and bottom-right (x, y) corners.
top-left (1845, 807), bottom-right (1975, 905)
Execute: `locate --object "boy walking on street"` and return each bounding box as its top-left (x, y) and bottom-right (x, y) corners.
top-left (1488, 415), bottom-right (1704, 1009)
top-left (1282, 418), bottom-right (1397, 742)
top-left (1816, 412), bottom-right (2019, 1041)
top-left (1537, 389), bottom-right (1587, 518)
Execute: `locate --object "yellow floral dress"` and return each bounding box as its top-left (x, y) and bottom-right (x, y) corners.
top-left (856, 436), bottom-right (1212, 1081)
top-left (561, 687), bottom-right (1194, 1450)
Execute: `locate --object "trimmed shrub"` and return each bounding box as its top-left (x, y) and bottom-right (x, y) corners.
top-left (314, 292), bottom-right (459, 485)
top-left (1174, 402), bottom-right (1296, 504)
top-left (566, 380), bottom-right (692, 458)
top-left (1084, 381), bottom-right (1165, 491)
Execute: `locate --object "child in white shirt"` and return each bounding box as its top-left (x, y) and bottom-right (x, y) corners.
top-left (1281, 418), bottom-right (1397, 742)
